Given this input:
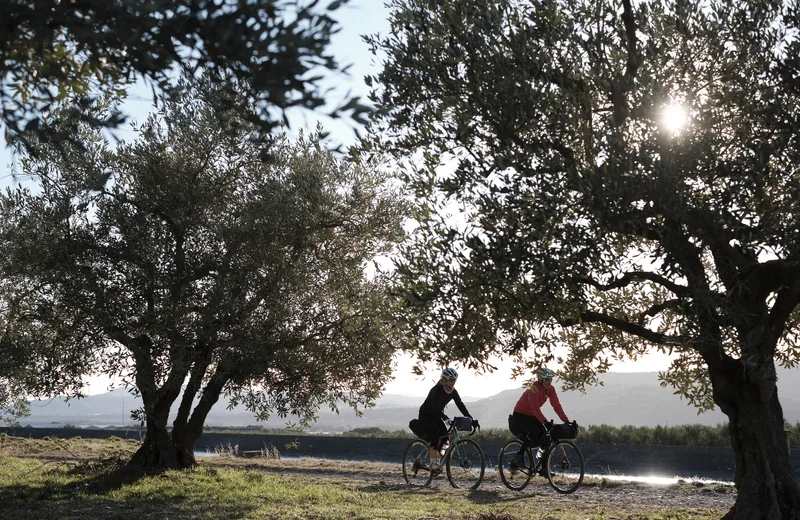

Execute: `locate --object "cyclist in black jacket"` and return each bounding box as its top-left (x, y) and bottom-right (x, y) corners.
top-left (412, 367), bottom-right (472, 469)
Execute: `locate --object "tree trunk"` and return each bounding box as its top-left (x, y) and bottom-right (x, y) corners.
top-left (128, 372), bottom-right (229, 470)
top-left (129, 389), bottom-right (198, 469)
top-left (710, 362), bottom-right (800, 519)
top-left (128, 412), bottom-right (207, 469)
top-left (170, 354), bottom-right (214, 469)
top-left (129, 409), bottom-right (195, 468)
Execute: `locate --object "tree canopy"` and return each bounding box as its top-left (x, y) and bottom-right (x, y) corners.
top-left (0, 72), bottom-right (407, 467)
top-left (1, 0), bottom-right (367, 145)
top-left (368, 0), bottom-right (800, 517)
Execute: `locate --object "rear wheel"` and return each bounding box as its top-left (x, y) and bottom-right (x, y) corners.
top-left (402, 440), bottom-right (433, 486)
top-left (445, 438), bottom-right (485, 489)
top-left (544, 440), bottom-right (585, 494)
top-left (498, 440), bottom-right (534, 491)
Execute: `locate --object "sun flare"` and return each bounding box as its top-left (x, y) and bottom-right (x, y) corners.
top-left (661, 103), bottom-right (688, 134)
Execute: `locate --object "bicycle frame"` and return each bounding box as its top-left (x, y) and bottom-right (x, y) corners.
top-left (498, 422), bottom-right (585, 494)
top-left (516, 441), bottom-right (552, 477)
top-left (403, 417), bottom-right (485, 489)
top-left (521, 438), bottom-right (574, 473)
top-left (520, 422), bottom-right (577, 471)
top-left (441, 425), bottom-right (468, 450)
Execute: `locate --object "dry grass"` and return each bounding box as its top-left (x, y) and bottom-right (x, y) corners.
top-left (0, 433), bottom-right (140, 459)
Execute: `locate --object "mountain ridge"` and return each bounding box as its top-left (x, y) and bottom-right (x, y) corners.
top-left (22, 368), bottom-right (800, 431)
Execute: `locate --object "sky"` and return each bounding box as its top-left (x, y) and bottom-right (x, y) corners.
top-left (1, 0), bottom-right (675, 399)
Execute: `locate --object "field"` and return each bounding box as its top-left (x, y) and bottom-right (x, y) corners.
top-left (0, 435), bottom-right (734, 519)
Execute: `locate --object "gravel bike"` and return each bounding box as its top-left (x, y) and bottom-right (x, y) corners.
top-left (402, 416), bottom-right (485, 489)
top-left (498, 420), bottom-right (584, 494)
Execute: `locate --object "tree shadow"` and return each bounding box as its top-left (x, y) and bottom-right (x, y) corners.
top-left (462, 488), bottom-right (541, 505)
top-left (0, 495), bottom-right (256, 520)
top-left (0, 463), bottom-right (258, 519)
top-left (357, 480), bottom-right (540, 505)
top-left (0, 463), bottom-right (159, 502)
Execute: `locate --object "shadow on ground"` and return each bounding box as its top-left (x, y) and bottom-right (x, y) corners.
top-left (0, 497), bottom-right (255, 520)
top-left (0, 463), bottom-right (259, 520)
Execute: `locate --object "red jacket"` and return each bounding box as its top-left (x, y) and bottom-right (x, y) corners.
top-left (513, 381), bottom-right (569, 423)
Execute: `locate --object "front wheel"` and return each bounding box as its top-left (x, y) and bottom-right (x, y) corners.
top-left (402, 440), bottom-right (433, 487)
top-left (544, 440), bottom-right (585, 494)
top-left (498, 440), bottom-right (534, 491)
top-left (445, 438), bottom-right (485, 489)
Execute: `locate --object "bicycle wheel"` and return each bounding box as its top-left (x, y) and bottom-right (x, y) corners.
top-left (544, 440), bottom-right (585, 494)
top-left (498, 440), bottom-right (534, 491)
top-left (402, 440), bottom-right (434, 486)
top-left (445, 438), bottom-right (485, 489)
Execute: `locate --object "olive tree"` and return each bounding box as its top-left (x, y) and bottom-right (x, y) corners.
top-left (368, 0), bottom-right (800, 518)
top-left (1, 0), bottom-right (367, 145)
top-left (0, 73), bottom-right (407, 468)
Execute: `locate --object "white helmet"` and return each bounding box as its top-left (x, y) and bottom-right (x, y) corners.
top-left (441, 367), bottom-right (458, 380)
top-left (538, 367), bottom-right (555, 380)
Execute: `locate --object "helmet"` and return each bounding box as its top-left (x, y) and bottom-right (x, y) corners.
top-left (441, 367), bottom-right (458, 380)
top-left (538, 367), bottom-right (555, 380)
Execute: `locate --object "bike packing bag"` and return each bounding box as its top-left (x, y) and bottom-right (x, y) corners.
top-left (550, 422), bottom-right (578, 440)
top-left (507, 414), bottom-right (525, 439)
top-left (452, 416), bottom-right (473, 431)
top-left (408, 418), bottom-right (427, 439)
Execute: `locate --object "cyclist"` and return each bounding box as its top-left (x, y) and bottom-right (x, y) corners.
top-left (410, 367), bottom-right (473, 470)
top-left (509, 367), bottom-right (571, 476)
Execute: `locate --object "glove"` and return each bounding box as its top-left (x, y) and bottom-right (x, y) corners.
top-left (571, 420), bottom-right (579, 428)
top-left (472, 419), bottom-right (480, 429)
top-left (544, 419), bottom-right (554, 430)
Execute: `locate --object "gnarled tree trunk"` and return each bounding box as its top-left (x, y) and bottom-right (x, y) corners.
top-left (128, 402), bottom-right (192, 468)
top-left (129, 371), bottom-right (228, 470)
top-left (710, 360), bottom-right (800, 520)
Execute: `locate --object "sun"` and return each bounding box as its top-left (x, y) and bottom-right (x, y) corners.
top-left (661, 103), bottom-right (688, 134)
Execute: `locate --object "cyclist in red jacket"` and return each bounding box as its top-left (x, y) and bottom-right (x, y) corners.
top-left (509, 367), bottom-right (570, 475)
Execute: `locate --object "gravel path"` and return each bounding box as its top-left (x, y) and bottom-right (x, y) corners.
top-left (204, 456), bottom-right (737, 513)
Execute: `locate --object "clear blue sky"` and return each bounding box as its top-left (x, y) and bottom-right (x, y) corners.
top-left (0, 1), bottom-right (673, 398)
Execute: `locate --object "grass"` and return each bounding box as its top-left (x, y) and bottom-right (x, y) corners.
top-left (0, 433), bottom-right (140, 459)
top-left (0, 435), bottom-right (731, 520)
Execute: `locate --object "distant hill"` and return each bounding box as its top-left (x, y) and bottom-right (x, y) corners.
top-left (23, 368), bottom-right (800, 431)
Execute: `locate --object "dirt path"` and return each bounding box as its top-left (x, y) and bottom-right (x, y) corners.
top-left (202, 456), bottom-right (737, 513)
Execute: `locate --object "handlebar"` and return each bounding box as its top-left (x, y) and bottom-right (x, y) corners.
top-left (543, 420), bottom-right (579, 433)
top-left (446, 416), bottom-right (481, 437)
top-left (469, 420), bottom-right (480, 436)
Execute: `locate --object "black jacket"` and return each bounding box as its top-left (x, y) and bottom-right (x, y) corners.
top-left (419, 384), bottom-right (470, 420)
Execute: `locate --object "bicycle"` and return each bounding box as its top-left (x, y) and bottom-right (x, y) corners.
top-left (402, 416), bottom-right (485, 489)
top-left (498, 420), bottom-right (585, 494)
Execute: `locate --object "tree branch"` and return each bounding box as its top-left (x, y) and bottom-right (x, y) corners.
top-left (607, 0), bottom-right (640, 126)
top-left (559, 310), bottom-right (686, 346)
top-left (625, 219), bottom-right (663, 242)
top-left (768, 282), bottom-right (800, 343)
top-left (186, 368), bottom-right (229, 435)
top-left (495, 26), bottom-right (587, 94)
top-left (576, 271), bottom-right (690, 297)
top-left (620, 0), bottom-right (640, 86)
top-left (636, 298), bottom-right (684, 325)
top-left (682, 209), bottom-right (750, 290)
top-left (298, 314), bottom-right (354, 347)
top-left (750, 259), bottom-right (800, 299)
top-left (173, 344), bottom-right (213, 434)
